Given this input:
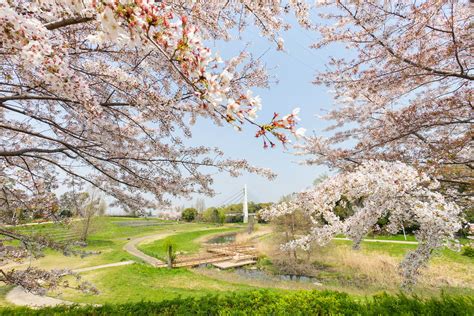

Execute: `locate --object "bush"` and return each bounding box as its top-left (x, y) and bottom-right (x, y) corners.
top-left (163, 238), bottom-right (176, 268)
top-left (1, 290), bottom-right (473, 315)
top-left (201, 207), bottom-right (226, 224)
top-left (181, 208), bottom-right (198, 222)
top-left (462, 245), bottom-right (474, 258)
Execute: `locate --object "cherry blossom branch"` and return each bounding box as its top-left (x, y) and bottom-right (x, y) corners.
top-left (44, 16), bottom-right (95, 30)
top-left (338, 2), bottom-right (473, 81)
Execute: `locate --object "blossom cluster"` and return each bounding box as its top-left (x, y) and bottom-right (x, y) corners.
top-left (304, 0), bottom-right (473, 194)
top-left (260, 160), bottom-right (463, 287)
top-left (256, 108), bottom-right (306, 148)
top-left (0, 0), bottom-right (308, 292)
top-left (1, 0), bottom-right (302, 144)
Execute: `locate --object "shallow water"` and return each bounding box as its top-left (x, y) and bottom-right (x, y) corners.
top-left (235, 268), bottom-right (318, 283)
top-left (206, 233), bottom-right (237, 244)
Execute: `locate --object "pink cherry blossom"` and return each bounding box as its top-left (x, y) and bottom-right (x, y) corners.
top-left (261, 160), bottom-right (463, 288)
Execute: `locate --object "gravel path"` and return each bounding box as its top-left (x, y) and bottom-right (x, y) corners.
top-left (122, 232), bottom-right (172, 266)
top-left (121, 228), bottom-right (225, 266)
top-left (6, 287), bottom-right (75, 308)
top-left (72, 260), bottom-right (135, 273)
top-left (6, 227), bottom-right (236, 308)
top-left (6, 261), bottom-right (135, 308)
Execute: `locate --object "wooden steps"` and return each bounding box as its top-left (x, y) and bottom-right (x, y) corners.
top-left (157, 242), bottom-right (258, 269)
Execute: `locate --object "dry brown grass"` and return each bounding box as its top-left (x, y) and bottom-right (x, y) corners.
top-left (256, 230), bottom-right (474, 294)
top-left (312, 245), bottom-right (402, 289)
top-left (421, 263), bottom-right (474, 289)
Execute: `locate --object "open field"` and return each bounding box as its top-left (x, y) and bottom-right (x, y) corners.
top-left (6, 217), bottom-right (235, 270)
top-left (1, 217), bottom-right (473, 308)
top-left (58, 264), bottom-right (256, 304)
top-left (138, 227), bottom-right (241, 260)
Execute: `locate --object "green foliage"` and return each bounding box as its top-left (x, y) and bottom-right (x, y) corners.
top-left (462, 246), bottom-right (474, 258)
top-left (59, 191), bottom-right (89, 217)
top-left (201, 207), bottom-right (226, 224)
top-left (1, 290), bottom-right (473, 315)
top-left (163, 239), bottom-right (176, 267)
top-left (464, 208), bottom-right (474, 223)
top-left (457, 208), bottom-right (473, 237)
top-left (203, 202), bottom-right (273, 223)
top-left (333, 196), bottom-right (354, 220)
top-left (181, 208), bottom-right (198, 222)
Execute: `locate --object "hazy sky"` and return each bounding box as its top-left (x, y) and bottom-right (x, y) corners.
top-left (175, 14), bottom-right (342, 209)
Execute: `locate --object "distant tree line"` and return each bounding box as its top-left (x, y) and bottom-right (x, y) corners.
top-left (180, 202), bottom-right (273, 224)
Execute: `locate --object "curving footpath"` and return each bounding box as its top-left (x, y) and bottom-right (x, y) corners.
top-left (6, 287), bottom-right (74, 308)
top-left (121, 228), bottom-right (223, 266)
top-left (6, 230), bottom-right (197, 308)
top-left (6, 261), bottom-right (135, 308)
top-left (6, 230), bottom-right (420, 308)
top-left (5, 229), bottom-right (182, 308)
top-left (122, 232), bottom-right (172, 266)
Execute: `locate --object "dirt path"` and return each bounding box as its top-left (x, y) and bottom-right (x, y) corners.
top-left (72, 260), bottom-right (135, 273)
top-left (6, 261), bottom-right (135, 308)
top-left (6, 287), bottom-right (75, 308)
top-left (333, 237), bottom-right (418, 245)
top-left (122, 232), bottom-right (173, 266)
top-left (7, 230), bottom-right (176, 308)
top-left (6, 227), bottom-right (241, 308)
top-left (122, 227), bottom-right (233, 266)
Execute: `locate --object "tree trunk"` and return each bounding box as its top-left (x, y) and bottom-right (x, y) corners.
top-left (167, 245), bottom-right (173, 269)
top-left (81, 215), bottom-right (91, 242)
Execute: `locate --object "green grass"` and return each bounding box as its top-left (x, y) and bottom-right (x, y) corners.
top-left (333, 239), bottom-right (418, 257)
top-left (138, 227), bottom-right (241, 260)
top-left (6, 218), bottom-right (234, 270)
top-left (332, 239), bottom-right (472, 264)
top-left (0, 286), bottom-right (14, 307)
top-left (336, 233), bottom-right (470, 244)
top-left (57, 263), bottom-right (256, 304)
top-left (3, 219), bottom-right (472, 307)
top-left (1, 219), bottom-right (248, 306)
top-left (336, 233), bottom-right (418, 242)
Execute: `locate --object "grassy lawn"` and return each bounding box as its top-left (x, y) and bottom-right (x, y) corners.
top-left (0, 286), bottom-right (14, 307)
top-left (138, 227), bottom-right (242, 260)
top-left (57, 263), bottom-right (256, 304)
top-left (332, 239), bottom-right (472, 264)
top-left (336, 233), bottom-right (418, 242)
top-left (1, 219), bottom-right (250, 306)
top-left (2, 218), bottom-right (472, 307)
top-left (6, 218), bottom-right (235, 270)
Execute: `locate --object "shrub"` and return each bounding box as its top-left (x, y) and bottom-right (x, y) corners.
top-left (201, 207), bottom-right (226, 224)
top-left (181, 208), bottom-right (198, 222)
top-left (462, 245), bottom-right (474, 258)
top-left (163, 239), bottom-right (176, 268)
top-left (1, 290), bottom-right (473, 315)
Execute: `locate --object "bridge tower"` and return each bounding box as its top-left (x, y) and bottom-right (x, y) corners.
top-left (243, 184), bottom-right (248, 223)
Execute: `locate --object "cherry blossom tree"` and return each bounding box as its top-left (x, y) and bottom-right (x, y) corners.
top-left (262, 0), bottom-right (471, 288)
top-left (261, 160), bottom-right (463, 288)
top-left (302, 0), bottom-right (473, 199)
top-left (0, 0), bottom-right (307, 292)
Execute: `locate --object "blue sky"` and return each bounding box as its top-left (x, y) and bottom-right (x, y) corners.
top-left (178, 14), bottom-right (342, 208)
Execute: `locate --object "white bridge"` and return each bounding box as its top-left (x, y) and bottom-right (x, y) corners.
top-left (217, 185), bottom-right (254, 223)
